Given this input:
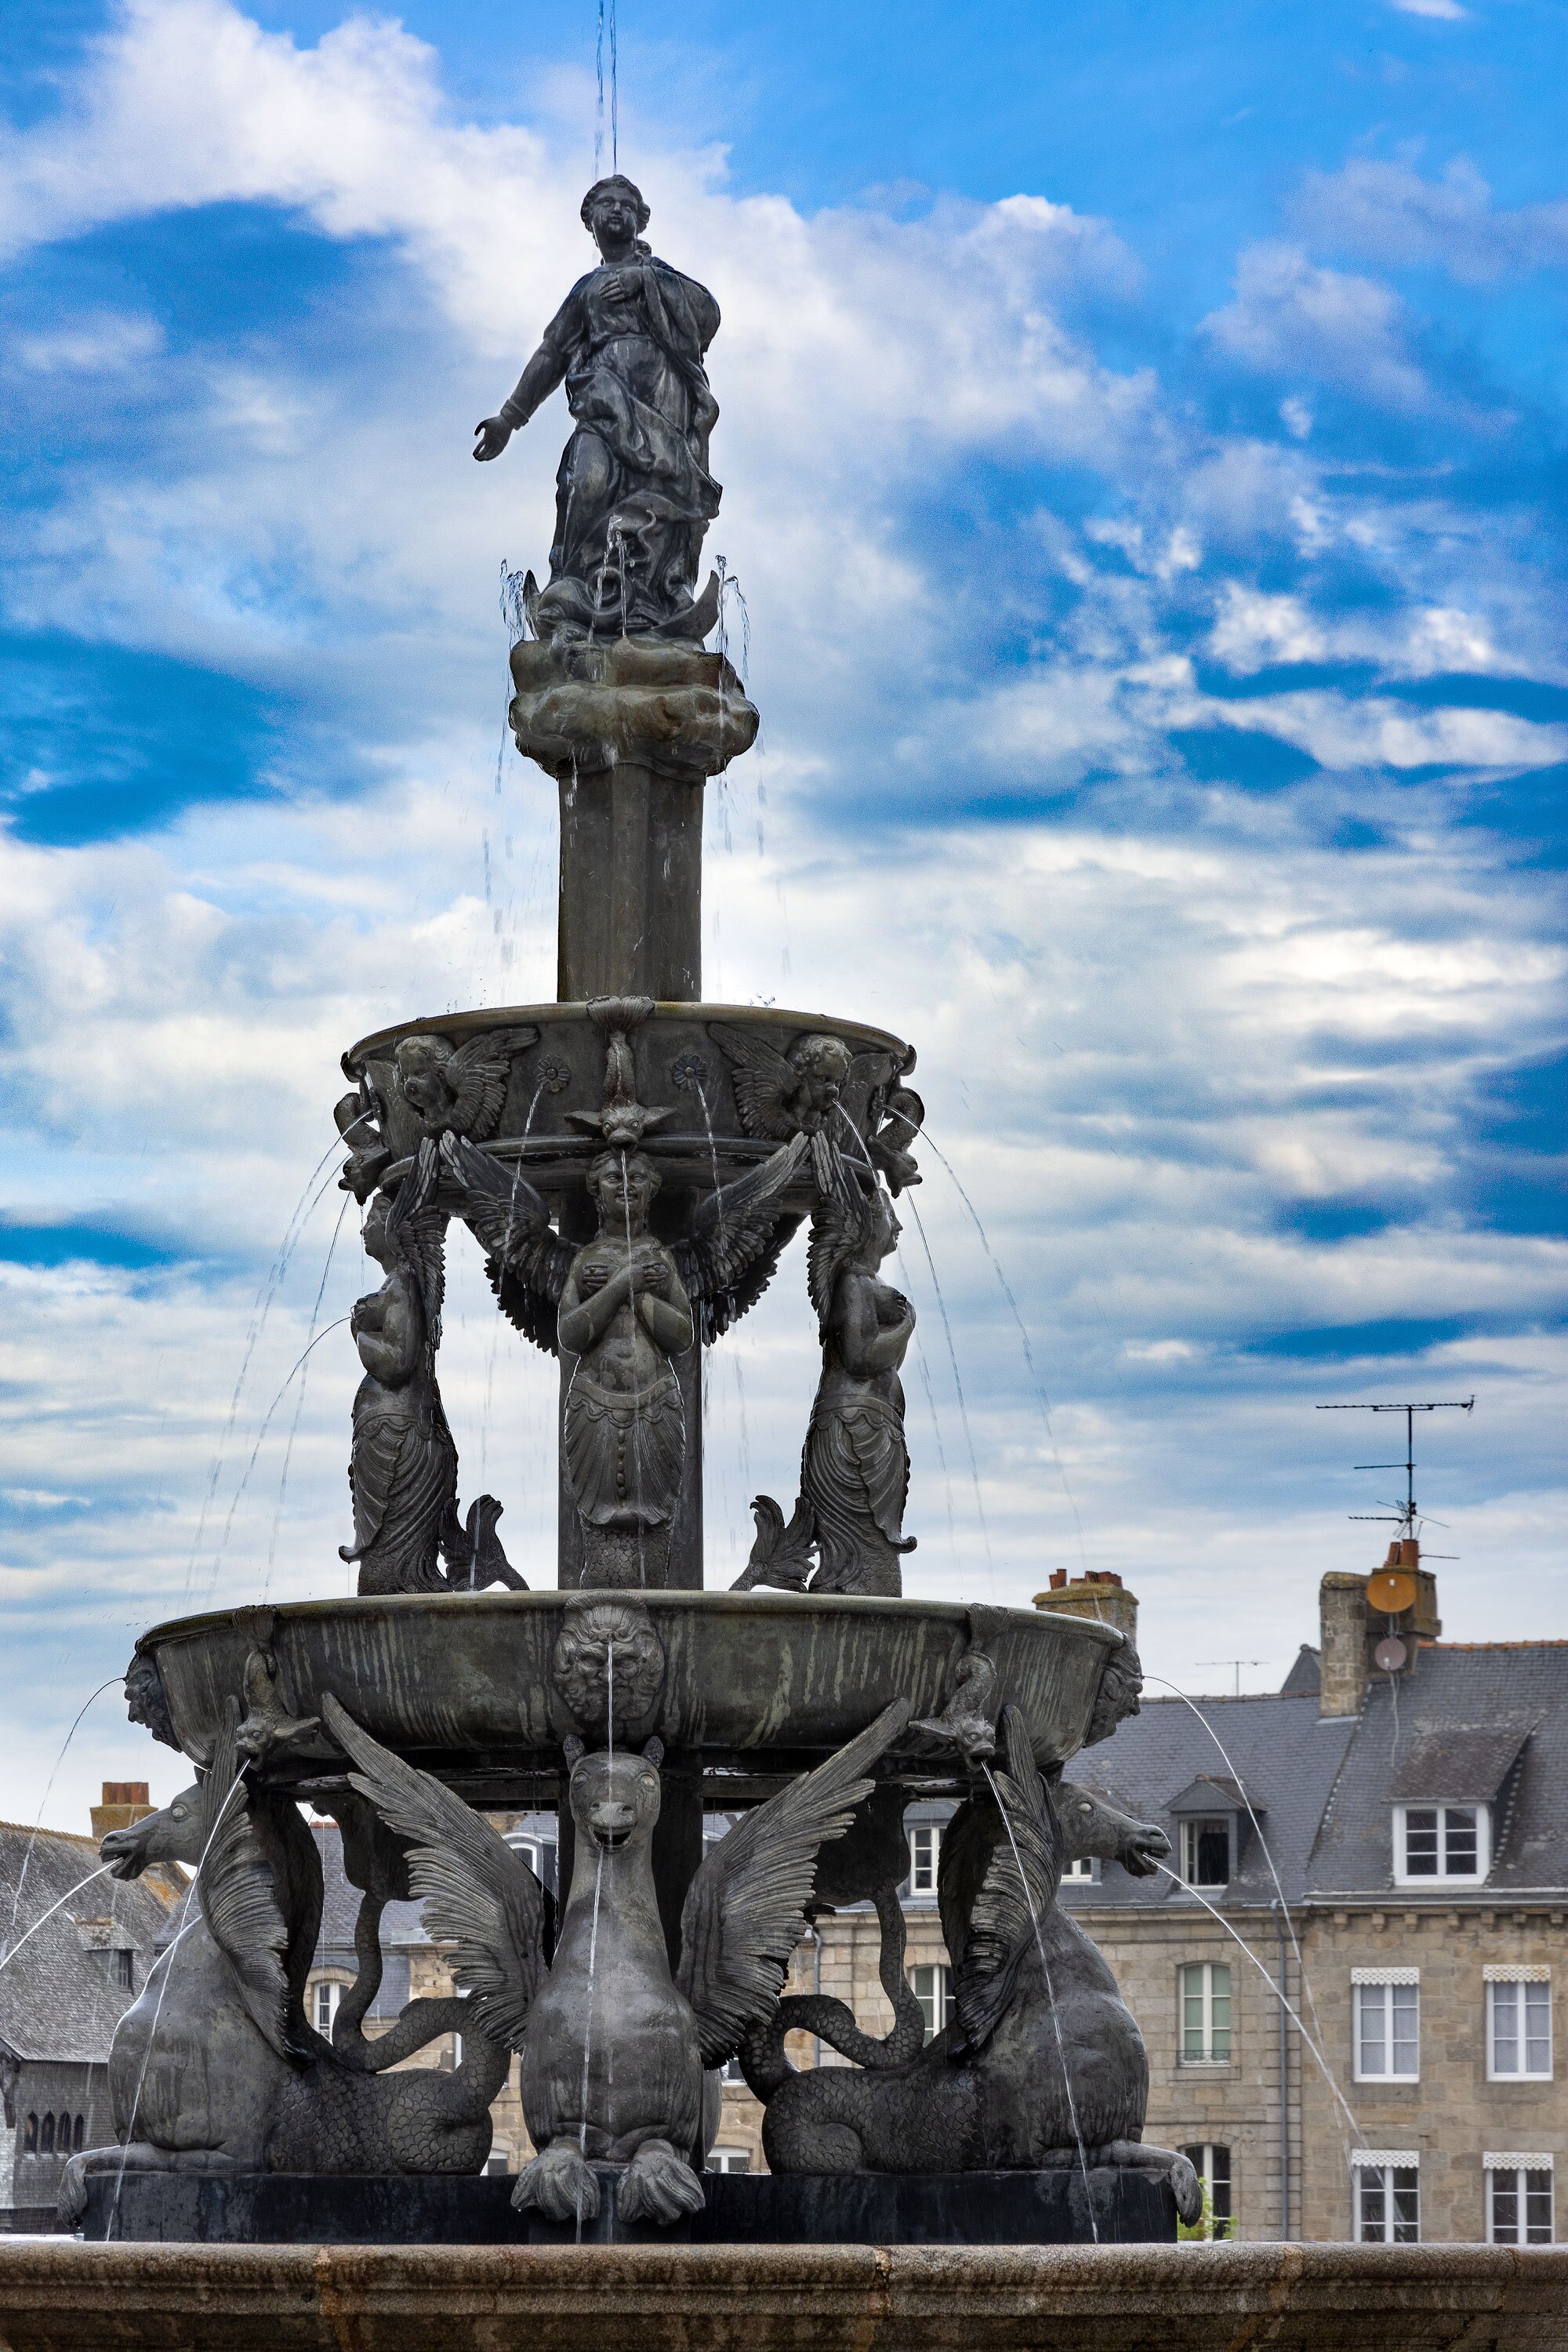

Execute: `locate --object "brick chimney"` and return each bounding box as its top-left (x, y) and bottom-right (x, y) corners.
top-left (1318, 1574), bottom-right (1368, 1718)
top-left (1319, 1539), bottom-right (1442, 1719)
top-left (1034, 1569), bottom-right (1138, 1648)
top-left (91, 1781), bottom-right (154, 1840)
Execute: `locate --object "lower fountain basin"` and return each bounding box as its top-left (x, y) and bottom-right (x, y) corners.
top-left (132, 1592), bottom-right (1126, 1801)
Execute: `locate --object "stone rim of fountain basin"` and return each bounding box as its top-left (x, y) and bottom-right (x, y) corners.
top-left (341, 1000), bottom-right (916, 1202)
top-left (130, 1593), bottom-right (1123, 1802)
top-left (3, 2240), bottom-right (1564, 2352)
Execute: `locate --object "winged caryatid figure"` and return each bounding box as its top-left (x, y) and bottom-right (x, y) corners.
top-left (339, 1141), bottom-right (461, 1595)
top-left (392, 1025), bottom-right (540, 1143)
top-left (439, 1125), bottom-right (808, 1587)
top-left (736, 1170), bottom-right (916, 1599)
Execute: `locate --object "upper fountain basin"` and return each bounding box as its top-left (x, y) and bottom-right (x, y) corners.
top-left (130, 1592), bottom-right (1127, 1806)
top-left (339, 1000), bottom-right (916, 1207)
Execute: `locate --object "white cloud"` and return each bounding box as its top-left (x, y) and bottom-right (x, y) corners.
top-left (1201, 241), bottom-right (1440, 412)
top-left (1389, 0), bottom-right (1465, 19)
top-left (1294, 157), bottom-right (1568, 284)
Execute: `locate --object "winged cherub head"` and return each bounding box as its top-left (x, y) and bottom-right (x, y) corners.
top-left (394, 1034), bottom-right (460, 1128)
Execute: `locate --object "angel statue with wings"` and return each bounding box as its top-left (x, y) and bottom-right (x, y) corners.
top-left (440, 1119), bottom-right (808, 1588)
top-left (739, 1170), bottom-right (916, 1599)
top-left (339, 1142), bottom-right (459, 1595)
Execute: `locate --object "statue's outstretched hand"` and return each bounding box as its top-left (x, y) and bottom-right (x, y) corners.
top-left (473, 416), bottom-right (512, 462)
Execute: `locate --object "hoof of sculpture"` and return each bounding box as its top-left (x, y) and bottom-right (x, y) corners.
top-left (510, 637), bottom-right (758, 783)
top-left (619, 2138), bottom-right (707, 2225)
top-left (513, 2140), bottom-right (601, 2223)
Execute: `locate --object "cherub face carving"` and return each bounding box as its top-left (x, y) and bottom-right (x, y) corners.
top-left (394, 1036), bottom-right (458, 1126)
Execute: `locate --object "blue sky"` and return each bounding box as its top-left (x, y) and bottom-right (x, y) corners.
top-left (0, 0), bottom-right (1564, 1827)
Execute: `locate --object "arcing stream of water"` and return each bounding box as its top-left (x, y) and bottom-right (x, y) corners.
top-left (4, 1675), bottom-right (123, 1956)
top-left (980, 1765), bottom-right (1099, 2243)
top-left (0, 1862), bottom-right (116, 1975)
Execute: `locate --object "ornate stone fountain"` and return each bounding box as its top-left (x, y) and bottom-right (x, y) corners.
top-left (62, 172), bottom-right (1199, 2253)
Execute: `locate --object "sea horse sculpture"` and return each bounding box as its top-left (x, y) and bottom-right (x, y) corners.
top-left (58, 1705), bottom-right (550, 2224)
top-left (328, 1695), bottom-right (911, 2227)
top-left (737, 1171), bottom-right (916, 1598)
top-left (742, 1707), bottom-right (1202, 2223)
top-left (440, 1121), bottom-right (807, 1588)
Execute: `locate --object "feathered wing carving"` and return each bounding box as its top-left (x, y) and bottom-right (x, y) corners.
top-left (321, 1693), bottom-right (550, 2050)
top-left (804, 1167), bottom-right (878, 1326)
top-left (388, 1137), bottom-right (448, 1345)
top-left (950, 1704), bottom-right (1062, 2056)
top-left (675, 1697), bottom-right (910, 2068)
top-left (706, 1024), bottom-right (800, 1142)
top-left (836, 1049), bottom-right (900, 1137)
top-left (437, 1131), bottom-right (575, 1354)
top-left (194, 1702), bottom-right (291, 2058)
top-left (673, 1130), bottom-right (808, 1342)
top-left (445, 1026), bottom-right (540, 1142)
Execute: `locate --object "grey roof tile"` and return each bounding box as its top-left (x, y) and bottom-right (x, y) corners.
top-left (0, 1823), bottom-right (184, 2064)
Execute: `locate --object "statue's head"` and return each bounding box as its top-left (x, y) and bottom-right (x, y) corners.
top-left (867, 1182), bottom-right (901, 1263)
top-left (582, 175), bottom-right (649, 253)
top-left (589, 1146), bottom-right (660, 1233)
top-left (361, 1189), bottom-right (396, 1266)
top-left (394, 1033), bottom-right (456, 1124)
top-left (564, 1734), bottom-right (664, 1855)
top-left (100, 1775), bottom-right (207, 1877)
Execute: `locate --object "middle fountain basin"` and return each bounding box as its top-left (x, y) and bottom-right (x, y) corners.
top-left (133, 1593), bottom-right (1124, 1802)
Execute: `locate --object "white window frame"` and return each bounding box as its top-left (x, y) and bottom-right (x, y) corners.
top-left (311, 1977), bottom-right (342, 2035)
top-left (1179, 1962), bottom-right (1233, 2065)
top-left (1352, 1969), bottom-right (1420, 2082)
top-left (1352, 2151), bottom-right (1420, 2244)
top-left (1392, 1802), bottom-right (1490, 1887)
top-left (907, 1824), bottom-right (941, 1898)
top-left (1486, 1969), bottom-right (1553, 2082)
top-left (1181, 2141), bottom-right (1232, 2240)
top-left (707, 2147), bottom-right (752, 2173)
top-left (909, 1962), bottom-right (953, 2042)
top-left (1062, 1854), bottom-right (1099, 1883)
top-left (1485, 2154), bottom-right (1554, 2246)
top-left (1179, 1817), bottom-right (1231, 1889)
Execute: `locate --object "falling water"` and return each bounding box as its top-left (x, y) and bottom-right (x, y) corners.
top-left (183, 1142), bottom-right (340, 1597)
top-left (264, 1192), bottom-right (354, 1600)
top-left (692, 1082), bottom-right (730, 1273)
top-left (620, 1151), bottom-right (648, 1588)
top-left (918, 1123), bottom-right (1087, 1570)
top-left (575, 1846), bottom-right (606, 2241)
top-left (202, 1317), bottom-right (352, 1599)
top-left (902, 1192), bottom-right (994, 1589)
top-left (5, 1676), bottom-right (123, 1952)
top-left (1143, 1674), bottom-right (1335, 2092)
top-left (980, 1766), bottom-right (1098, 2244)
top-left (0, 1862), bottom-right (116, 1974)
top-left (1148, 1860), bottom-right (1364, 2152)
top-left (107, 1771), bottom-right (249, 2239)
top-left (594, 0), bottom-right (619, 176)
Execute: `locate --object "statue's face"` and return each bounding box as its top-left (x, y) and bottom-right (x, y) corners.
top-left (396, 1041), bottom-right (452, 1118)
top-left (593, 1155), bottom-right (658, 1232)
top-left (589, 187), bottom-right (641, 252)
top-left (362, 1195), bottom-right (393, 1262)
top-left (570, 1748), bottom-right (662, 1853)
top-left (871, 1191), bottom-right (899, 1259)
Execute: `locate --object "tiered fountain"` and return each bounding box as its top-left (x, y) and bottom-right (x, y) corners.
top-left (2, 172), bottom-right (1555, 2352)
top-left (58, 169), bottom-right (1191, 2259)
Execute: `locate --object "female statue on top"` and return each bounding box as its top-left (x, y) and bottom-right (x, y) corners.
top-left (474, 176), bottom-right (723, 642)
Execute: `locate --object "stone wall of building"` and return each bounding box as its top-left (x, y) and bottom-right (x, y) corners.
top-left (1296, 1904), bottom-right (1566, 2244)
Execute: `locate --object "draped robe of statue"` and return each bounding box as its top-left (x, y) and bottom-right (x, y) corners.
top-left (499, 253), bottom-right (721, 638)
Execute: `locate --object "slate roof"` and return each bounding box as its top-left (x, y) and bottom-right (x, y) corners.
top-left (1059, 1691), bottom-right (1355, 1912)
top-left (0, 1821), bottom-right (183, 2065)
top-left (1306, 1643), bottom-right (1568, 1900)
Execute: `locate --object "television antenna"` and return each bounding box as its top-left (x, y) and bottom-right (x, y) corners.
top-left (1198, 1659), bottom-right (1268, 1698)
top-left (1316, 1397), bottom-right (1474, 1542)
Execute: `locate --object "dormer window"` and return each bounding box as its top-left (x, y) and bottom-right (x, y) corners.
top-left (1181, 1819), bottom-right (1230, 1889)
top-left (1394, 1803), bottom-right (1490, 1886)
